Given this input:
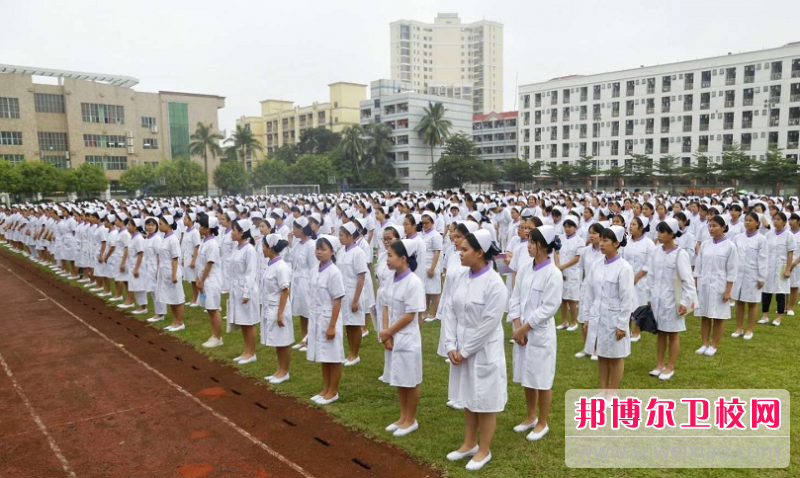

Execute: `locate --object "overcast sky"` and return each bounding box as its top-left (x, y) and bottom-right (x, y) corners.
top-left (2, 0), bottom-right (799, 136)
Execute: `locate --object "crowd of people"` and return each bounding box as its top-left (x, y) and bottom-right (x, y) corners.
top-left (1, 187), bottom-right (797, 471)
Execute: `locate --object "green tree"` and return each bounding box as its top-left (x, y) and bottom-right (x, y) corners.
top-left (340, 125), bottom-right (366, 184)
top-left (442, 132), bottom-right (479, 158)
top-left (365, 122), bottom-right (394, 175)
top-left (63, 163), bottom-right (108, 199)
top-left (547, 163), bottom-right (574, 188)
top-left (429, 155), bottom-right (487, 189)
top-left (155, 157), bottom-right (206, 196)
top-left (625, 154), bottom-right (654, 186)
top-left (16, 161), bottom-right (62, 198)
top-left (224, 124), bottom-right (263, 164)
top-left (251, 159), bottom-right (289, 190)
top-left (573, 156), bottom-right (595, 189)
top-left (500, 158), bottom-right (533, 188)
top-left (271, 144), bottom-right (298, 165)
top-left (119, 164), bottom-right (157, 196)
top-left (717, 144), bottom-right (754, 188)
top-left (756, 147), bottom-right (799, 195)
top-left (603, 165), bottom-right (626, 188)
top-left (683, 152), bottom-right (718, 186)
top-left (656, 154), bottom-right (681, 191)
top-left (0, 159), bottom-right (21, 194)
top-left (415, 101), bottom-right (453, 171)
top-left (530, 160), bottom-right (544, 177)
top-left (297, 127), bottom-right (341, 155)
top-left (213, 160), bottom-right (250, 195)
top-left (287, 154), bottom-right (336, 190)
top-left (189, 122), bottom-right (224, 197)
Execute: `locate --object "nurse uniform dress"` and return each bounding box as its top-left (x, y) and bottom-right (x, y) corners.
top-left (288, 238), bottom-right (316, 318)
top-left (356, 236), bottom-right (376, 316)
top-left (559, 233), bottom-right (585, 301)
top-left (508, 259), bottom-right (562, 389)
top-left (763, 228), bottom-right (797, 297)
top-left (196, 235), bottom-right (222, 310)
top-left (732, 231), bottom-right (767, 303)
top-left (405, 232), bottom-right (428, 286)
top-left (227, 242), bottom-right (261, 326)
top-left (306, 261), bottom-right (346, 363)
top-left (105, 227), bottom-right (120, 281)
top-left (339, 243), bottom-right (368, 327)
top-left (181, 225), bottom-right (201, 282)
top-left (156, 231), bottom-right (185, 305)
top-left (444, 264), bottom-right (509, 413)
top-left (646, 245), bottom-right (697, 332)
top-left (435, 245), bottom-right (469, 358)
top-left (583, 255), bottom-right (636, 358)
top-left (693, 237), bottom-right (738, 319)
top-left (421, 227), bottom-right (444, 294)
top-left (260, 256), bottom-right (294, 347)
top-left (375, 247), bottom-right (394, 339)
top-left (115, 228), bottom-right (131, 282)
top-left (622, 234), bottom-right (655, 310)
top-left (126, 231), bottom-right (147, 298)
top-left (219, 228), bottom-right (234, 294)
top-left (790, 228), bottom-right (800, 289)
top-left (381, 269), bottom-right (426, 388)
top-left (94, 225), bottom-right (109, 278)
top-left (577, 245), bottom-right (605, 324)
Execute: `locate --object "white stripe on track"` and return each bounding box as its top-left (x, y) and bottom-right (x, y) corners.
top-left (1, 262), bottom-right (316, 478)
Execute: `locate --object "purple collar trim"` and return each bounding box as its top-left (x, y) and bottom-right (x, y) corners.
top-left (792, 228), bottom-right (800, 234)
top-left (237, 241), bottom-right (249, 250)
top-left (225, 227), bottom-right (232, 234)
top-left (775, 228), bottom-right (786, 236)
top-left (469, 263), bottom-right (492, 279)
top-left (634, 234), bottom-right (645, 242)
top-left (268, 256), bottom-right (282, 266)
top-left (533, 258), bottom-right (551, 271)
top-left (147, 233), bottom-right (157, 239)
top-left (664, 246), bottom-right (678, 254)
top-left (319, 260), bottom-right (333, 272)
top-left (604, 254), bottom-right (621, 265)
top-left (381, 220), bottom-right (389, 227)
top-left (407, 233), bottom-right (418, 239)
top-left (203, 235), bottom-right (215, 243)
top-left (566, 233), bottom-right (576, 239)
top-left (187, 226), bottom-right (195, 233)
top-left (346, 243), bottom-right (357, 251)
top-left (423, 228), bottom-right (434, 234)
top-left (746, 231), bottom-right (758, 238)
top-left (394, 268), bottom-right (412, 282)
top-left (163, 232), bottom-right (174, 239)
top-left (713, 236), bottom-right (726, 244)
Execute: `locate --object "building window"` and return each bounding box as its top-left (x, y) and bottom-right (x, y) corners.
top-left (85, 155), bottom-right (127, 170)
top-left (168, 102), bottom-right (190, 158)
top-left (83, 134), bottom-right (126, 148)
top-left (143, 138), bottom-right (158, 149)
top-left (42, 155), bottom-right (68, 169)
top-left (38, 132), bottom-right (68, 151)
top-left (141, 116), bottom-right (157, 127)
top-left (0, 131), bottom-right (23, 145)
top-left (0, 97), bottom-right (20, 119)
top-left (81, 103), bottom-right (125, 124)
top-left (34, 93), bottom-right (65, 114)
top-left (0, 154), bottom-right (24, 164)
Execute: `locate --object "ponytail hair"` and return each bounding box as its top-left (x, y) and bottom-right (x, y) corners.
top-left (263, 236), bottom-right (289, 254)
top-left (406, 213), bottom-right (423, 233)
top-left (601, 227), bottom-right (627, 248)
top-left (632, 216), bottom-right (650, 233)
top-left (464, 232), bottom-right (501, 261)
top-left (389, 240), bottom-right (418, 272)
top-left (232, 219), bottom-right (255, 245)
top-left (529, 228), bottom-right (562, 254)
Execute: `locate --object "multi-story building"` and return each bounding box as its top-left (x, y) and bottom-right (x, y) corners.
top-left (390, 13), bottom-right (503, 115)
top-left (237, 82), bottom-right (367, 160)
top-left (0, 64), bottom-right (225, 191)
top-left (473, 111), bottom-right (518, 165)
top-left (360, 80), bottom-right (472, 190)
top-left (518, 42), bottom-right (800, 176)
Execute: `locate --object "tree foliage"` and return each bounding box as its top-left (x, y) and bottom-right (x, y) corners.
top-left (251, 159), bottom-right (289, 189)
top-left (213, 160), bottom-right (250, 195)
top-left (154, 157), bottom-right (206, 196)
top-left (500, 158), bottom-right (534, 185)
top-left (225, 124), bottom-right (263, 162)
top-left (416, 101), bottom-right (453, 169)
top-left (297, 127), bottom-right (341, 155)
top-left (63, 163), bottom-right (108, 199)
top-left (16, 161), bottom-right (62, 196)
top-left (287, 154), bottom-right (336, 188)
top-left (119, 165), bottom-right (157, 196)
top-left (756, 147), bottom-right (799, 194)
top-left (189, 122), bottom-right (224, 196)
top-left (0, 159), bottom-right (21, 194)
top-left (429, 134), bottom-right (494, 189)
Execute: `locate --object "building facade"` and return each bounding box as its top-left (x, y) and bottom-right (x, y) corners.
top-left (0, 64), bottom-right (225, 191)
top-left (360, 80), bottom-right (472, 191)
top-left (390, 13), bottom-right (503, 115)
top-left (237, 82), bottom-right (367, 160)
top-left (473, 111), bottom-right (518, 165)
top-left (518, 43), bottom-right (800, 176)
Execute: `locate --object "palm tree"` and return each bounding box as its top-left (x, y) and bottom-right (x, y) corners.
top-left (341, 125), bottom-right (365, 184)
top-left (365, 123), bottom-right (393, 175)
top-left (189, 122), bottom-right (223, 197)
top-left (225, 124), bottom-right (263, 167)
top-left (415, 101), bottom-right (452, 170)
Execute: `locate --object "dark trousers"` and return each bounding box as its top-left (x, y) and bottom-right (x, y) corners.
top-left (762, 293), bottom-right (786, 314)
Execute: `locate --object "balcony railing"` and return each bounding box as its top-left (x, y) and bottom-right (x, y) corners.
top-left (663, 86), bottom-right (671, 92)
top-left (612, 111), bottom-right (619, 117)
top-left (702, 81), bottom-right (711, 88)
top-left (725, 78), bottom-right (736, 85)
top-left (626, 109), bottom-right (634, 115)
top-left (627, 89), bottom-right (635, 96)
top-left (684, 103), bottom-right (693, 111)
top-left (700, 124), bottom-right (709, 131)
top-left (685, 82), bottom-right (694, 90)
top-left (742, 143), bottom-right (752, 151)
top-left (791, 94), bottom-right (800, 102)
top-left (787, 141), bottom-right (799, 149)
top-left (683, 144), bottom-right (692, 152)
top-left (770, 118), bottom-right (780, 127)
top-left (647, 87), bottom-right (655, 94)
top-left (626, 129), bottom-right (634, 135)
top-left (724, 122), bottom-right (734, 129)
top-left (646, 107), bottom-right (655, 114)
top-left (645, 147), bottom-right (653, 154)
top-left (793, 70), bottom-right (800, 78)
top-left (699, 145), bottom-right (709, 152)
top-left (772, 73), bottom-right (782, 80)
top-left (580, 114), bottom-right (588, 120)
top-left (789, 118), bottom-right (800, 125)
top-left (646, 127), bottom-right (654, 134)
top-left (580, 95), bottom-right (587, 102)
top-left (662, 106), bottom-right (671, 113)
top-left (661, 146), bottom-right (669, 153)
top-left (742, 120), bottom-right (753, 129)
top-left (744, 75), bottom-right (755, 83)
top-left (683, 124), bottom-right (692, 132)
top-left (580, 131), bottom-right (587, 139)
top-left (700, 102), bottom-right (710, 110)
top-left (725, 100), bottom-right (735, 107)
top-left (743, 98), bottom-right (754, 106)
top-left (661, 127), bottom-right (670, 133)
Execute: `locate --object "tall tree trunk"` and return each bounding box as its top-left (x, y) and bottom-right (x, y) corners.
top-left (204, 151), bottom-right (209, 197)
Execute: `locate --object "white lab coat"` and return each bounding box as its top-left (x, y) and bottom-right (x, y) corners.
top-left (444, 266), bottom-right (509, 413)
top-left (727, 219), bottom-right (745, 242)
top-left (197, 236), bottom-right (222, 310)
top-left (381, 270), bottom-right (426, 388)
top-left (436, 251), bottom-right (468, 357)
top-left (646, 246), bottom-right (696, 332)
top-left (259, 257), bottom-right (294, 347)
top-left (694, 238), bottom-right (738, 319)
top-left (338, 244), bottom-right (368, 327)
top-left (227, 242), bottom-right (260, 326)
top-left (126, 232), bottom-right (147, 293)
top-left (676, 228), bottom-right (697, 266)
top-left (219, 228), bottom-right (234, 293)
top-left (143, 233), bottom-right (162, 293)
top-left (181, 226), bottom-right (201, 282)
top-left (559, 233), bottom-right (584, 301)
top-left (791, 229), bottom-right (800, 287)
top-left (288, 238), bottom-right (316, 318)
top-left (306, 262), bottom-right (346, 363)
top-left (507, 260), bottom-right (562, 389)
top-left (356, 237), bottom-right (376, 310)
top-left (622, 235), bottom-right (655, 308)
top-left (156, 233), bottom-right (185, 305)
top-left (583, 255), bottom-right (636, 358)
top-left (731, 232), bottom-right (767, 303)
top-left (405, 232), bottom-right (428, 286)
top-left (421, 228), bottom-right (444, 294)
top-left (763, 229), bottom-right (796, 294)
top-left (577, 245), bottom-right (605, 323)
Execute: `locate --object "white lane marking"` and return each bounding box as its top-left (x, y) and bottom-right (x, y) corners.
top-left (1, 262), bottom-right (317, 478)
top-left (0, 351), bottom-right (77, 478)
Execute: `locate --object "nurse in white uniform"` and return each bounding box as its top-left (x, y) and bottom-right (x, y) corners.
top-left (622, 217), bottom-right (655, 342)
top-left (575, 223), bottom-right (606, 358)
top-left (196, 215), bottom-right (224, 348)
top-left (181, 213), bottom-right (201, 307)
top-left (375, 225), bottom-right (404, 344)
top-left (759, 211), bottom-right (796, 326)
top-left (509, 225), bottom-right (562, 442)
top-left (260, 234), bottom-right (294, 384)
top-left (228, 219), bottom-right (261, 365)
top-left (731, 212), bottom-right (766, 340)
top-left (646, 218), bottom-right (697, 381)
top-left (444, 229), bottom-right (508, 472)
top-left (308, 235), bottom-right (346, 406)
top-left (123, 218), bottom-right (148, 315)
top-left (379, 238), bottom-right (426, 437)
top-left (156, 215), bottom-right (186, 331)
top-left (693, 215), bottom-right (738, 357)
top-left (338, 222), bottom-right (368, 366)
top-left (288, 217), bottom-right (317, 351)
top-left (583, 225), bottom-right (635, 402)
top-left (402, 214), bottom-right (427, 324)
top-left (143, 217), bottom-right (167, 322)
top-left (555, 216), bottom-right (582, 330)
top-left (787, 213), bottom-right (800, 314)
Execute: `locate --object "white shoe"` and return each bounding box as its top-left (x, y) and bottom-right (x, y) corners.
top-left (310, 394), bottom-right (322, 403)
top-left (344, 357), bottom-right (361, 367)
top-left (743, 332), bottom-right (754, 340)
top-left (704, 346), bottom-right (717, 356)
top-left (89, 287), bottom-right (103, 292)
top-left (361, 330), bottom-right (370, 338)
top-left (605, 395), bottom-right (618, 408)
top-left (185, 301), bottom-right (193, 306)
top-left (147, 316), bottom-right (164, 323)
top-left (649, 368), bottom-right (664, 377)
top-left (237, 355), bottom-right (257, 365)
top-left (291, 342), bottom-right (304, 350)
top-left (574, 351), bottom-right (587, 358)
top-left (423, 316), bottom-right (438, 322)
top-left (269, 374), bottom-right (290, 384)
top-left (630, 335), bottom-right (641, 343)
top-left (83, 283), bottom-right (94, 288)
top-left (298, 346), bottom-right (307, 352)
top-left (658, 370), bottom-right (675, 381)
top-left (110, 296), bottom-right (124, 302)
top-left (787, 310), bottom-right (795, 316)
top-left (508, 338), bottom-right (514, 344)
top-left (731, 331), bottom-right (742, 338)
top-left (98, 292), bottom-right (112, 297)
top-left (526, 425), bottom-right (549, 441)
top-left (68, 275), bottom-right (80, 280)
top-left (117, 303), bottom-right (134, 309)
top-left (758, 317), bottom-right (770, 324)
top-left (445, 358), bottom-right (451, 364)
top-left (772, 320), bottom-right (782, 327)
top-left (446, 445), bottom-right (479, 462)
top-left (695, 345), bottom-right (708, 355)
top-left (165, 324), bottom-right (185, 332)
top-left (77, 278), bottom-right (90, 283)
top-left (465, 452), bottom-right (492, 471)
top-left (316, 394), bottom-right (339, 405)
top-left (590, 354), bottom-right (598, 361)
top-left (385, 422), bottom-right (401, 432)
top-left (566, 324), bottom-right (579, 331)
top-left (392, 421), bottom-right (418, 437)
top-left (202, 337), bottom-right (224, 348)
top-left (556, 323), bottom-right (567, 330)
top-left (513, 419), bottom-right (538, 433)
top-left (132, 309), bottom-right (148, 315)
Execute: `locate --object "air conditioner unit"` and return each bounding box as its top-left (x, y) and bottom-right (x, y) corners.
top-left (64, 151), bottom-right (70, 159)
top-left (151, 125), bottom-right (158, 134)
top-left (143, 144), bottom-right (150, 149)
top-left (127, 146), bottom-right (134, 154)
top-left (127, 138), bottom-right (134, 146)
top-left (127, 131), bottom-right (134, 138)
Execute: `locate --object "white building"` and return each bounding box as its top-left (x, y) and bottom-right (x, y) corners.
top-left (390, 13), bottom-right (503, 115)
top-left (473, 111), bottom-right (518, 165)
top-left (518, 42), bottom-right (800, 175)
top-left (360, 80), bottom-right (472, 190)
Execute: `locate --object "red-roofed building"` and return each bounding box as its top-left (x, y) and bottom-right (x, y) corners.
top-left (472, 111), bottom-right (518, 165)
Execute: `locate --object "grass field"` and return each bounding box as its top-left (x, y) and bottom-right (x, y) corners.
top-left (46, 263), bottom-right (798, 477)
